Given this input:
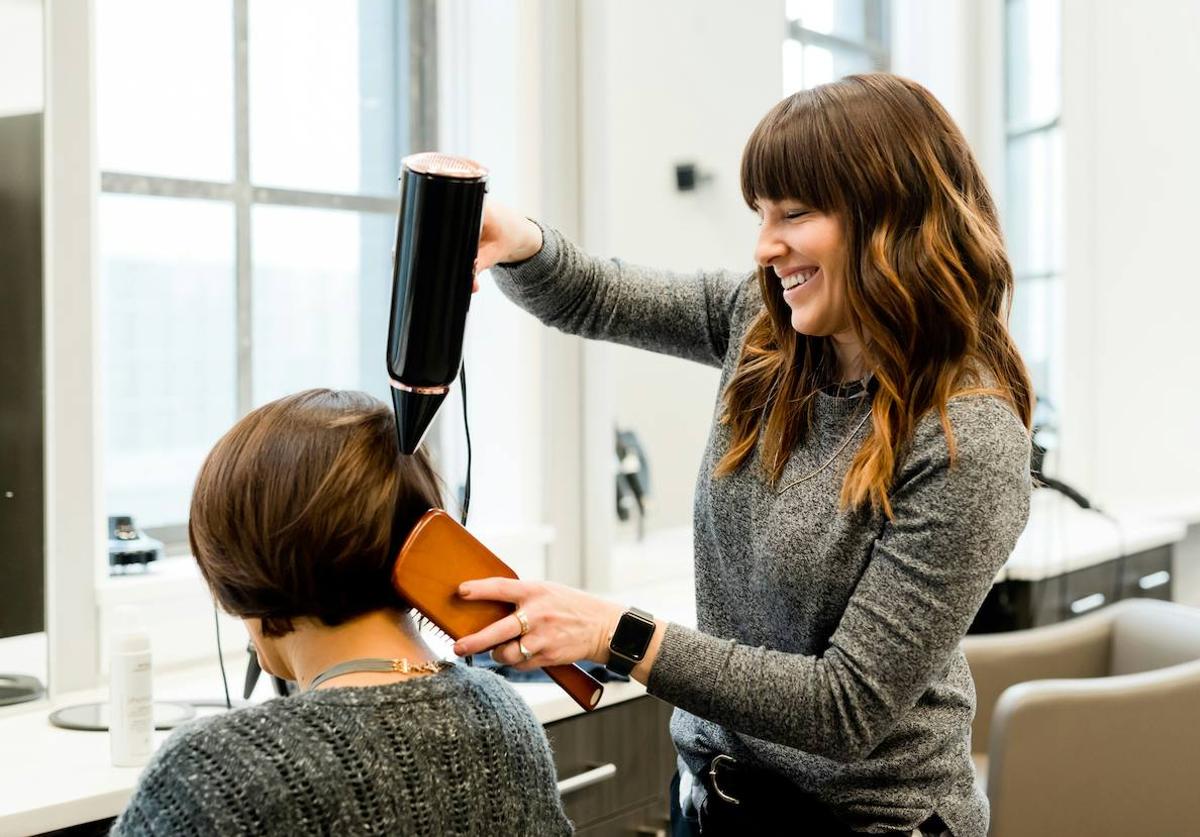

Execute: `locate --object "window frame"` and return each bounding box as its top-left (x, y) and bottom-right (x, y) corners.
top-left (1002, 0), bottom-right (1063, 431)
top-left (97, 0), bottom-right (439, 546)
top-left (785, 0), bottom-right (891, 90)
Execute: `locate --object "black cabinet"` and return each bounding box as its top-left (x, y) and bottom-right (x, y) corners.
top-left (0, 112), bottom-right (45, 643)
top-left (970, 545), bottom-right (1174, 633)
top-left (545, 695), bottom-right (677, 835)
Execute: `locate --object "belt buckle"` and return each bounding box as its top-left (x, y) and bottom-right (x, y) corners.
top-left (708, 754), bottom-right (740, 805)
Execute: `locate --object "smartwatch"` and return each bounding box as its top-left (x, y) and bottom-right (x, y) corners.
top-left (606, 607), bottom-right (656, 676)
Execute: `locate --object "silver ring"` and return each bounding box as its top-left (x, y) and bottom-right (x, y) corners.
top-left (518, 640), bottom-right (533, 662)
top-left (514, 608), bottom-right (530, 636)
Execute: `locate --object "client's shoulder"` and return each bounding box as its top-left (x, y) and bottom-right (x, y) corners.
top-left (131, 698), bottom-right (292, 783)
top-left (445, 664), bottom-right (549, 725)
top-left (373, 664), bottom-right (545, 731)
top-left (109, 711), bottom-right (259, 835)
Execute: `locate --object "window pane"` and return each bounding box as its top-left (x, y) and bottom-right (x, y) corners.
top-left (1005, 0), bottom-right (1061, 128)
top-left (251, 206), bottom-right (394, 405)
top-left (96, 1), bottom-right (233, 181)
top-left (783, 39), bottom-right (805, 94)
top-left (804, 43), bottom-right (836, 88)
top-left (1010, 276), bottom-right (1062, 403)
top-left (248, 0), bottom-right (402, 195)
top-left (1005, 127), bottom-right (1063, 277)
top-left (794, 44), bottom-right (875, 90)
top-left (100, 195), bottom-right (236, 528)
top-left (787, 0), bottom-right (873, 43)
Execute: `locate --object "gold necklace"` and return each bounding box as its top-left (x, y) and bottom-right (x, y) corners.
top-left (775, 403), bottom-right (872, 496)
top-left (306, 657), bottom-right (451, 691)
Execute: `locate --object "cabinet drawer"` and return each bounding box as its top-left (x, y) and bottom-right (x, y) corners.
top-left (1119, 546), bottom-right (1173, 601)
top-left (545, 695), bottom-right (676, 829)
top-left (575, 798), bottom-right (673, 837)
top-left (1062, 559), bottom-right (1121, 620)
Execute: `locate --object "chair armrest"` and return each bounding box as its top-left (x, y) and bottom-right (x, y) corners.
top-left (986, 661), bottom-right (1200, 837)
top-left (962, 611), bottom-right (1113, 753)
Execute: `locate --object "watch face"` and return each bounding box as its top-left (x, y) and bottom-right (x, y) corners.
top-left (611, 613), bottom-right (653, 660)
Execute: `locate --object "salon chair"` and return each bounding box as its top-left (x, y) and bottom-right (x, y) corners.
top-left (963, 597), bottom-right (1200, 837)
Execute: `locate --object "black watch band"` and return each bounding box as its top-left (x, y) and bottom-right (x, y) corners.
top-left (606, 607), bottom-right (656, 676)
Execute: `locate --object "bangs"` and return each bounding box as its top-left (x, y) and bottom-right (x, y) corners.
top-left (740, 88), bottom-right (841, 214)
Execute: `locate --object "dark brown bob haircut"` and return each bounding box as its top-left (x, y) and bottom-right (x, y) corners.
top-left (188, 388), bottom-right (444, 637)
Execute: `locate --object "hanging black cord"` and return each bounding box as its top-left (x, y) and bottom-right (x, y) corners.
top-left (459, 362), bottom-right (472, 526)
top-left (459, 362), bottom-right (474, 667)
top-left (214, 604), bottom-right (232, 710)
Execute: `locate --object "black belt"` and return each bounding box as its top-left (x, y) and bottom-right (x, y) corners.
top-left (698, 755), bottom-right (948, 836)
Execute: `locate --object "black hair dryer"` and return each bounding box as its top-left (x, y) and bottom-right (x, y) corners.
top-left (387, 152), bottom-right (489, 454)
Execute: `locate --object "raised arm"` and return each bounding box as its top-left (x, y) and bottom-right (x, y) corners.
top-left (479, 203), bottom-right (753, 369)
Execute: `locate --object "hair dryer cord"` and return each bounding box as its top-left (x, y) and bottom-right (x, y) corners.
top-left (460, 362), bottom-right (472, 526)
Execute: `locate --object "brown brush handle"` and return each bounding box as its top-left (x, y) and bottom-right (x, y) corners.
top-left (393, 509), bottom-right (607, 711)
top-left (545, 663), bottom-right (604, 711)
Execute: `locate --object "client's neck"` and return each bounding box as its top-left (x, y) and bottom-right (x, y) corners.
top-left (278, 609), bottom-right (440, 691)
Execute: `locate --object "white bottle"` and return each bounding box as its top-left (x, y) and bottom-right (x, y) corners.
top-left (109, 605), bottom-right (153, 767)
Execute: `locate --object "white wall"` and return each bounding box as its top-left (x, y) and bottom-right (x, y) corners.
top-left (897, 0), bottom-right (1200, 515)
top-left (890, 0), bottom-right (1006, 194)
top-left (43, 0), bottom-right (105, 694)
top-left (0, 0), bottom-right (42, 117)
top-left (577, 0), bottom-right (1200, 557)
top-left (578, 0), bottom-right (783, 550)
top-left (436, 0), bottom-right (548, 578)
top-left (1059, 0), bottom-right (1200, 507)
top-left (890, 0), bottom-right (976, 140)
top-left (575, 0), bottom-right (1009, 565)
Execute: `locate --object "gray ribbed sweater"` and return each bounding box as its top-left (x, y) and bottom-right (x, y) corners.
top-left (110, 665), bottom-right (571, 836)
top-left (491, 227), bottom-right (1032, 837)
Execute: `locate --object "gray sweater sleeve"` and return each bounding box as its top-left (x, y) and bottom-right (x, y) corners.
top-left (489, 224), bottom-right (753, 368)
top-left (647, 397), bottom-right (1032, 762)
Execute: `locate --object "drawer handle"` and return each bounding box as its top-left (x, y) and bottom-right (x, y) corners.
top-left (1070, 593), bottom-right (1106, 615)
top-left (1138, 570), bottom-right (1171, 591)
top-left (557, 762), bottom-right (617, 796)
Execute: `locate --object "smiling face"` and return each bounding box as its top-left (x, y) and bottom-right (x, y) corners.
top-left (754, 198), bottom-right (853, 342)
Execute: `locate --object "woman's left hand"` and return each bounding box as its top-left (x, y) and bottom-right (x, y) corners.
top-left (451, 578), bottom-right (624, 671)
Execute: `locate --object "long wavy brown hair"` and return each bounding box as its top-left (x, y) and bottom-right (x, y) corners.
top-left (717, 73), bottom-right (1033, 518)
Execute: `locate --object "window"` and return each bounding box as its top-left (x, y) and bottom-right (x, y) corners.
top-left (1003, 0), bottom-right (1063, 442)
top-left (96, 0), bottom-right (435, 541)
top-left (783, 0), bottom-right (890, 93)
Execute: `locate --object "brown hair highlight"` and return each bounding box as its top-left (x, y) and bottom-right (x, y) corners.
top-left (188, 388), bottom-right (445, 636)
top-left (720, 73), bottom-right (1033, 517)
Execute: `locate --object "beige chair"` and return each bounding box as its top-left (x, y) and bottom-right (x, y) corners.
top-left (962, 597), bottom-right (1200, 837)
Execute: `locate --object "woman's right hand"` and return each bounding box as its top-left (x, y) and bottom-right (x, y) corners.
top-left (475, 202), bottom-right (544, 278)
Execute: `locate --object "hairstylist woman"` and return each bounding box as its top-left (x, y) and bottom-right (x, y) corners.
top-left (455, 74), bottom-right (1033, 837)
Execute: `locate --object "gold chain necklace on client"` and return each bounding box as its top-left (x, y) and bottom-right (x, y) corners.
top-left (306, 658), bottom-right (451, 691)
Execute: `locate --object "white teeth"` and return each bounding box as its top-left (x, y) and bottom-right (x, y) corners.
top-left (780, 267), bottom-right (818, 291)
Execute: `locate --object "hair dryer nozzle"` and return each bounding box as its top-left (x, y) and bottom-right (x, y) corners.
top-left (391, 383), bottom-right (449, 455)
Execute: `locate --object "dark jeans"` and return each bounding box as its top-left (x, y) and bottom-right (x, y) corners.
top-left (668, 769), bottom-right (951, 837)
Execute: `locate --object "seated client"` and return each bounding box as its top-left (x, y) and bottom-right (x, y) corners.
top-left (112, 388), bottom-right (571, 836)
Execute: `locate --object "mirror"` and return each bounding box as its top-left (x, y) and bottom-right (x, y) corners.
top-left (0, 0), bottom-right (46, 706)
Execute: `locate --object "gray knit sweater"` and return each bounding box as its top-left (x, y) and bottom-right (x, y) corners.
top-left (491, 227), bottom-right (1032, 837)
top-left (111, 665), bottom-right (571, 836)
